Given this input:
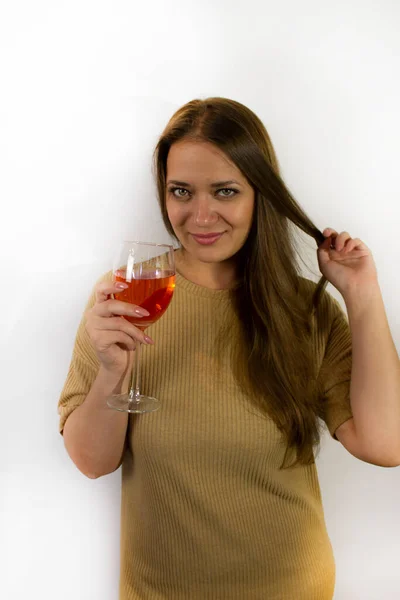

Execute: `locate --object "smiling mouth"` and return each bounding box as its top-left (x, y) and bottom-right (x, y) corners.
top-left (190, 233), bottom-right (225, 238)
top-left (190, 232), bottom-right (225, 245)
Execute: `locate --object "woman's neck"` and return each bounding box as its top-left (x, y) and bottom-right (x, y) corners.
top-left (174, 248), bottom-right (238, 290)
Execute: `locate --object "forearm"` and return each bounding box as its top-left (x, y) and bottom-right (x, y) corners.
top-left (63, 366), bottom-right (129, 478)
top-left (345, 285), bottom-right (400, 460)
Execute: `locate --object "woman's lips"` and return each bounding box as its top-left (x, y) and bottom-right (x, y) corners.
top-left (191, 233), bottom-right (224, 245)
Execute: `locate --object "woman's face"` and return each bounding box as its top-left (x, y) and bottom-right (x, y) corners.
top-left (165, 140), bottom-right (255, 263)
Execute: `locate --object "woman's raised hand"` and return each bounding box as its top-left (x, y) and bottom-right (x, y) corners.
top-left (85, 281), bottom-right (154, 376)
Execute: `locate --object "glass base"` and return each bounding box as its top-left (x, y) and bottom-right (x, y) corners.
top-left (106, 393), bottom-right (160, 414)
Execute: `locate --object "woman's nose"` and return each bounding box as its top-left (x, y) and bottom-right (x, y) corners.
top-left (193, 196), bottom-right (218, 226)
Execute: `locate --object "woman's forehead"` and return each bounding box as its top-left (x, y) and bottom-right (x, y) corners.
top-left (167, 141), bottom-right (246, 183)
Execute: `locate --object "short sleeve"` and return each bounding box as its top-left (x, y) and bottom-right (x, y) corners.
top-left (317, 296), bottom-right (353, 440)
top-left (57, 271), bottom-right (113, 434)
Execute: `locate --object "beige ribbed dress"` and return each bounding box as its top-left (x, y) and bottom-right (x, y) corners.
top-left (58, 269), bottom-right (353, 600)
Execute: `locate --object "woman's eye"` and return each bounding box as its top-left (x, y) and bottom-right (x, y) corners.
top-left (218, 188), bottom-right (237, 197)
top-left (168, 187), bottom-right (238, 199)
top-left (169, 187), bottom-right (189, 198)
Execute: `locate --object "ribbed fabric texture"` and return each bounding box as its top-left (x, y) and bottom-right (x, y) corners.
top-left (58, 268), bottom-right (353, 600)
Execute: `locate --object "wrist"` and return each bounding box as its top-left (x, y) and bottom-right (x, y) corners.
top-left (97, 365), bottom-right (127, 395)
top-left (343, 283), bottom-right (383, 318)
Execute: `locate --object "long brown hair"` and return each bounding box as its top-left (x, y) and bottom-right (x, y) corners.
top-left (152, 97), bottom-right (331, 469)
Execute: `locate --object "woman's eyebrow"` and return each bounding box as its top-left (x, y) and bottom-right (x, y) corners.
top-left (167, 179), bottom-right (241, 187)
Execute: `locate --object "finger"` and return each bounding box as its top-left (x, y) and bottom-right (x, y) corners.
top-left (335, 231), bottom-right (352, 251)
top-left (92, 315), bottom-right (146, 340)
top-left (319, 233), bottom-right (336, 250)
top-left (94, 330), bottom-right (137, 352)
top-left (91, 319), bottom-right (154, 346)
top-left (94, 300), bottom-right (150, 318)
top-left (95, 281), bottom-right (130, 304)
top-left (322, 229), bottom-right (339, 250)
top-left (323, 228), bottom-right (338, 237)
top-left (342, 238), bottom-right (363, 252)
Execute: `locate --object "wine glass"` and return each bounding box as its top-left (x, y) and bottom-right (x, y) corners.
top-left (106, 241), bottom-right (175, 413)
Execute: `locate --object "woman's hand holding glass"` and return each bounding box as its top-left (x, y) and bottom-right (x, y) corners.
top-left (86, 242), bottom-right (175, 414)
top-left (85, 281), bottom-right (154, 378)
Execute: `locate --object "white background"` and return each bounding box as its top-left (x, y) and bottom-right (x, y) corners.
top-left (1, 1), bottom-right (399, 599)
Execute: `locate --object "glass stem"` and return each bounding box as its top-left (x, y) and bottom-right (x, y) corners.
top-left (128, 341), bottom-right (141, 404)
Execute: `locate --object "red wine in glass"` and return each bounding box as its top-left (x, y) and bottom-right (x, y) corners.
top-left (114, 269), bottom-right (175, 331)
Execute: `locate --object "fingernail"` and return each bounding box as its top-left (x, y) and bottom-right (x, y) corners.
top-left (144, 335), bottom-right (154, 345)
top-left (133, 308), bottom-right (150, 317)
top-left (115, 282), bottom-right (129, 289)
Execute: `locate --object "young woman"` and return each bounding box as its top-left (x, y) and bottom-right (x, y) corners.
top-left (58, 97), bottom-right (400, 599)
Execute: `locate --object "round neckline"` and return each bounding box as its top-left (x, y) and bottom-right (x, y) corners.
top-left (173, 249), bottom-right (242, 298)
top-left (175, 271), bottom-right (239, 298)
